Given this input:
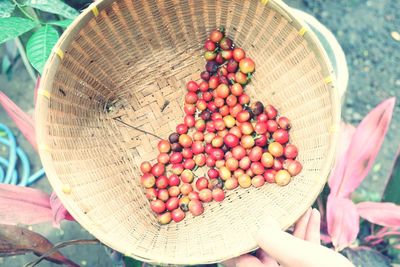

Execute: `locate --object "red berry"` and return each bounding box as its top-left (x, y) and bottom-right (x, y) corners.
top-left (185, 92), bottom-right (198, 104)
top-left (239, 58), bottom-right (255, 73)
top-left (209, 76), bottom-right (220, 89)
top-left (264, 169), bottom-right (277, 183)
top-left (186, 80), bottom-right (199, 92)
top-left (184, 115), bottom-right (195, 127)
top-left (165, 197), bottom-right (179, 211)
top-left (199, 188), bottom-right (213, 202)
top-left (157, 153), bottom-right (170, 164)
top-left (210, 148), bottom-right (224, 160)
top-left (168, 174), bottom-right (180, 186)
top-left (216, 84), bottom-right (230, 98)
top-left (171, 208), bottom-right (185, 222)
top-left (238, 94), bottom-right (250, 105)
top-left (220, 37), bottom-right (233, 50)
top-left (209, 29), bottom-right (223, 43)
top-left (181, 169), bottom-right (194, 183)
top-left (225, 177), bottom-right (239, 190)
top-left (204, 40), bottom-right (216, 51)
top-left (221, 49), bottom-right (233, 60)
top-left (239, 156), bottom-right (251, 170)
top-left (237, 110), bottom-right (251, 122)
top-left (196, 99), bottom-right (207, 111)
top-left (261, 152), bottom-right (274, 168)
top-left (215, 52), bottom-right (224, 64)
top-left (199, 81), bottom-right (209, 92)
top-left (179, 134), bottom-right (193, 148)
top-left (248, 146), bottom-right (263, 162)
top-left (224, 133), bottom-right (240, 148)
top-left (233, 48), bottom-right (246, 62)
top-left (182, 148), bottom-right (193, 159)
top-left (196, 177), bottom-right (209, 191)
top-left (156, 175), bottom-right (169, 189)
top-left (285, 160), bottom-right (303, 176)
top-left (284, 144), bottom-right (298, 159)
top-left (257, 113), bottom-right (268, 122)
top-left (241, 135), bottom-right (255, 149)
top-left (269, 142), bottom-right (283, 157)
top-left (251, 101), bottom-right (264, 116)
top-left (212, 188), bottom-right (225, 202)
top-left (168, 186), bottom-right (180, 197)
top-left (176, 123), bottom-right (188, 134)
top-left (201, 71), bottom-right (210, 81)
top-left (226, 59), bottom-right (238, 73)
top-left (188, 200), bottom-right (204, 216)
top-left (188, 191), bottom-right (200, 200)
top-left (273, 158), bottom-right (283, 171)
top-left (254, 122), bottom-right (268, 135)
top-left (157, 189), bottom-right (169, 202)
top-left (202, 91), bottom-right (213, 102)
top-left (252, 175), bottom-right (265, 187)
top-left (151, 163), bottom-right (165, 177)
top-left (158, 212), bottom-right (172, 225)
top-left (226, 95), bottom-right (237, 107)
top-left (278, 116), bottom-right (291, 130)
top-left (150, 199), bottom-right (166, 214)
top-left (266, 120), bottom-right (278, 132)
top-left (275, 170), bottom-right (291, 186)
top-left (255, 134), bottom-right (268, 147)
top-left (140, 161), bottom-right (152, 174)
top-left (272, 129), bottom-right (289, 144)
top-left (265, 105), bottom-right (278, 119)
top-left (230, 83), bottom-right (243, 96)
top-left (184, 104), bottom-right (196, 115)
top-left (170, 152), bottom-right (183, 164)
top-left (235, 71), bottom-right (247, 85)
top-left (251, 162), bottom-right (264, 175)
top-left (180, 183), bottom-right (193, 195)
top-left (194, 153), bottom-right (206, 166)
top-left (232, 145), bottom-right (246, 160)
top-left (145, 188), bottom-right (157, 200)
top-left (208, 168), bottom-right (219, 179)
top-left (183, 158), bottom-right (196, 170)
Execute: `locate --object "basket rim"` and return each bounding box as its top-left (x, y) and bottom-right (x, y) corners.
top-left (35, 0), bottom-right (341, 264)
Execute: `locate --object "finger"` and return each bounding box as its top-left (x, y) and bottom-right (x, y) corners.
top-left (257, 217), bottom-right (354, 267)
top-left (256, 249), bottom-right (279, 267)
top-left (305, 208), bottom-right (321, 244)
top-left (223, 254), bottom-right (264, 267)
top-left (293, 208), bottom-right (312, 239)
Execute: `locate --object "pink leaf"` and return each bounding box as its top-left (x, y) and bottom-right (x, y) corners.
top-left (336, 98), bottom-right (395, 197)
top-left (320, 233), bottom-right (332, 244)
top-left (0, 91), bottom-right (37, 150)
top-left (357, 202), bottom-right (400, 227)
top-left (50, 192), bottom-right (74, 228)
top-left (327, 195), bottom-right (359, 250)
top-left (0, 184), bottom-right (52, 225)
top-left (328, 122), bottom-right (356, 195)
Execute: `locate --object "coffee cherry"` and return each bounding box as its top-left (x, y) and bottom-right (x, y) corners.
top-left (184, 104), bottom-right (196, 115)
top-left (220, 37), bottom-right (233, 50)
top-left (179, 134), bottom-right (193, 148)
top-left (268, 142), bottom-right (283, 157)
top-left (239, 58), bottom-right (255, 73)
top-left (185, 92), bottom-right (198, 104)
top-left (186, 80), bottom-right (199, 92)
top-left (235, 71), bottom-right (247, 85)
top-left (261, 152), bottom-right (274, 168)
top-left (254, 122), bottom-right (268, 135)
top-left (166, 197), bottom-right (179, 211)
top-left (221, 49), bottom-right (233, 60)
top-left (156, 175), bottom-right (169, 189)
top-left (219, 166), bottom-right (232, 181)
top-left (199, 188), bottom-right (213, 202)
top-left (251, 162), bottom-right (264, 175)
top-left (168, 186), bottom-right (180, 197)
top-left (140, 161), bottom-right (152, 174)
top-left (146, 188), bottom-right (157, 200)
top-left (223, 115), bottom-right (236, 128)
top-left (189, 199), bottom-right (204, 216)
top-left (157, 189), bottom-right (169, 202)
top-left (241, 135), bottom-right (255, 149)
top-left (252, 175), bottom-right (265, 188)
top-left (181, 169), bottom-right (194, 183)
top-left (225, 177), bottom-right (239, 190)
top-left (248, 146), bottom-right (263, 162)
top-left (206, 61), bottom-right (218, 73)
top-left (151, 163), bottom-right (165, 177)
top-left (251, 101), bottom-right (264, 116)
top-left (224, 133), bottom-right (240, 148)
top-left (238, 174), bottom-right (252, 188)
top-left (158, 212), bottom-right (172, 225)
top-left (194, 153), bottom-right (206, 166)
top-left (267, 120), bottom-right (278, 133)
top-left (265, 105), bottom-right (278, 119)
top-left (168, 174), bottom-right (180, 186)
top-left (171, 208), bottom-right (185, 222)
top-left (255, 134), bottom-right (268, 147)
top-left (196, 177), bottom-right (209, 191)
top-left (273, 129), bottom-right (289, 144)
top-left (204, 40), bottom-right (216, 51)
top-left (150, 199), bottom-right (166, 214)
top-left (275, 170), bottom-right (291, 186)
top-left (284, 144), bottom-right (298, 159)
top-left (180, 183), bottom-right (193, 195)
top-left (233, 48), bottom-right (245, 62)
top-left (179, 196), bottom-right (190, 211)
top-left (225, 157), bottom-right (239, 171)
top-left (264, 169), bottom-right (277, 183)
top-left (285, 160), bottom-right (303, 176)
top-left (212, 188), bottom-right (225, 202)
top-left (237, 110), bottom-right (251, 122)
top-left (277, 116), bottom-right (291, 130)
top-left (188, 191), bottom-right (200, 200)
top-left (201, 71), bottom-right (210, 81)
top-left (157, 153), bottom-right (170, 164)
top-left (176, 123), bottom-right (188, 134)
top-left (170, 152), bottom-right (183, 164)
top-left (239, 156), bottom-right (251, 170)
top-left (227, 59), bottom-right (238, 73)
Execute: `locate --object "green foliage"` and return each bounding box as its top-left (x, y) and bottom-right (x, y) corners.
top-left (342, 247), bottom-right (391, 267)
top-left (0, 0), bottom-right (15, 18)
top-left (24, 0), bottom-right (79, 19)
top-left (26, 24), bottom-right (59, 73)
top-left (0, 17), bottom-right (37, 44)
top-left (123, 256), bottom-right (143, 267)
top-left (48, 19), bottom-right (73, 28)
top-left (383, 153), bottom-right (400, 204)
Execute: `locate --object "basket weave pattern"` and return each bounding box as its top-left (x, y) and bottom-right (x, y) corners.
top-left (36, 0), bottom-right (340, 264)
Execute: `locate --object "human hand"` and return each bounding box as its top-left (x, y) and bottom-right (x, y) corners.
top-left (223, 208), bottom-right (354, 267)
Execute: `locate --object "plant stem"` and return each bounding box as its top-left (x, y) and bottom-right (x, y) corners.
top-left (15, 38), bottom-right (37, 83)
top-left (12, 0), bottom-right (37, 21)
top-left (23, 239), bottom-right (99, 267)
top-left (113, 117), bottom-right (163, 140)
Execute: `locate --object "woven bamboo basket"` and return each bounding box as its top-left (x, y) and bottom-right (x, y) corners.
top-left (35, 0), bottom-right (340, 264)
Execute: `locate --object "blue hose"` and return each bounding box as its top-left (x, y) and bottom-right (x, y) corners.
top-left (0, 123), bottom-right (45, 186)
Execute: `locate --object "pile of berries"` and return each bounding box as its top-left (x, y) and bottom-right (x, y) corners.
top-left (139, 28), bottom-right (303, 225)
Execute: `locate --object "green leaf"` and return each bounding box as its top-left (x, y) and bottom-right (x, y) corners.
top-left (123, 256), bottom-right (142, 267)
top-left (24, 0), bottom-right (79, 19)
top-left (0, 17), bottom-right (37, 44)
top-left (341, 247), bottom-right (391, 267)
top-left (383, 150), bottom-right (400, 204)
top-left (48, 19), bottom-right (73, 28)
top-left (26, 25), bottom-right (59, 73)
top-left (0, 0), bottom-right (15, 18)
top-left (2, 55), bottom-right (11, 73)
